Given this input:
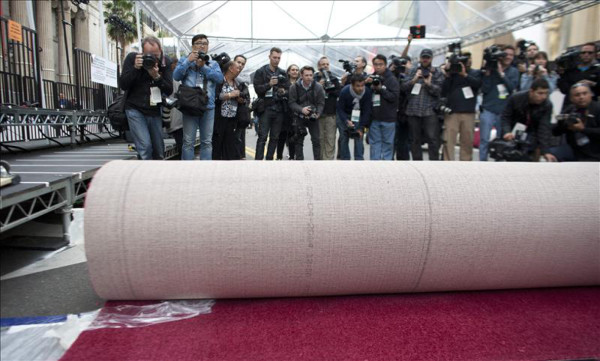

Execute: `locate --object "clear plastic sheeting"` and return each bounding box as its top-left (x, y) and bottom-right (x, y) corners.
top-left (87, 300), bottom-right (216, 329)
top-left (0, 301), bottom-right (215, 361)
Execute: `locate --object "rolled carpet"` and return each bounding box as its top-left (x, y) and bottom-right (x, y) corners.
top-left (84, 161), bottom-right (599, 300)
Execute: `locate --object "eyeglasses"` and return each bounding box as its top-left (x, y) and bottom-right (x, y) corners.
top-left (580, 51), bottom-right (594, 54)
top-left (193, 41), bottom-right (209, 46)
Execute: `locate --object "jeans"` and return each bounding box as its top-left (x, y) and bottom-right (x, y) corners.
top-left (369, 121), bottom-right (396, 160)
top-left (294, 118), bottom-right (321, 160)
top-left (479, 109), bottom-right (503, 161)
top-left (182, 109), bottom-right (215, 160)
top-left (408, 115), bottom-right (439, 161)
top-left (336, 114), bottom-right (364, 160)
top-left (256, 109), bottom-right (284, 160)
top-left (125, 108), bottom-right (164, 160)
top-left (547, 144), bottom-right (577, 162)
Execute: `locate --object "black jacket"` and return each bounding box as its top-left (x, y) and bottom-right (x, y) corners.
top-left (371, 69), bottom-right (400, 123)
top-left (288, 80), bottom-right (326, 118)
top-left (557, 62), bottom-right (600, 109)
top-left (441, 69), bottom-right (482, 113)
top-left (501, 90), bottom-right (553, 154)
top-left (553, 101), bottom-right (600, 161)
top-left (119, 52), bottom-right (173, 116)
top-left (315, 71), bottom-right (341, 115)
top-left (253, 64), bottom-right (289, 112)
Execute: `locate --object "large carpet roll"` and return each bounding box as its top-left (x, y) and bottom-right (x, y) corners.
top-left (84, 161), bottom-right (599, 300)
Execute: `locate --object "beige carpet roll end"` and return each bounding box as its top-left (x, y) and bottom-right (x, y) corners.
top-left (84, 161), bottom-right (600, 300)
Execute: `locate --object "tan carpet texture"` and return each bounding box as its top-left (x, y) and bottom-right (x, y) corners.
top-left (84, 161), bottom-right (600, 300)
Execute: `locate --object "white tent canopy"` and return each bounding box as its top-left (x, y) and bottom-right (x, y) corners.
top-left (138, 0), bottom-right (597, 77)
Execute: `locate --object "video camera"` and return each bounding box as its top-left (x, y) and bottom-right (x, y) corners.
top-left (315, 70), bottom-right (336, 91)
top-left (447, 42), bottom-right (469, 74)
top-left (339, 59), bottom-right (357, 74)
top-left (483, 45), bottom-right (507, 71)
top-left (555, 49), bottom-right (581, 71)
top-left (556, 113), bottom-right (582, 127)
top-left (515, 40), bottom-right (535, 65)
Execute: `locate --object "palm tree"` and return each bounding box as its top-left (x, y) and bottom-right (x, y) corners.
top-left (104, 0), bottom-right (137, 63)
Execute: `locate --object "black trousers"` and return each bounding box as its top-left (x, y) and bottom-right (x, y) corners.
top-left (256, 109), bottom-right (284, 160)
top-left (395, 115), bottom-right (411, 160)
top-left (294, 118), bottom-right (321, 160)
top-left (213, 116), bottom-right (239, 160)
top-left (408, 115), bottom-right (440, 161)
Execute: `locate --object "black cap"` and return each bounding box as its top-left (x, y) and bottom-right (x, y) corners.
top-left (420, 48), bottom-right (433, 58)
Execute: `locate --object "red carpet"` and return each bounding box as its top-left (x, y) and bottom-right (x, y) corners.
top-left (61, 287), bottom-right (600, 361)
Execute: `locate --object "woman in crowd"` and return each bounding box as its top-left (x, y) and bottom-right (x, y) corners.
top-left (213, 61), bottom-right (245, 160)
top-left (520, 51), bottom-right (558, 93)
top-left (276, 64), bottom-right (299, 160)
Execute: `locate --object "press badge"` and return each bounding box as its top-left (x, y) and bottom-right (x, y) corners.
top-left (497, 84), bottom-right (508, 99)
top-left (373, 94), bottom-right (381, 107)
top-left (351, 109), bottom-right (360, 123)
top-left (150, 87), bottom-right (162, 106)
top-left (575, 133), bottom-right (590, 147)
top-left (265, 88), bottom-right (273, 98)
top-left (462, 86), bottom-right (474, 99)
top-left (411, 83), bottom-right (422, 95)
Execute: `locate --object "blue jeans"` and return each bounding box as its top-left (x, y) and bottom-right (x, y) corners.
top-left (182, 109), bottom-right (215, 160)
top-left (369, 121), bottom-right (396, 160)
top-left (479, 109), bottom-right (503, 161)
top-left (125, 108), bottom-right (164, 160)
top-left (547, 144), bottom-right (577, 162)
top-left (336, 114), bottom-right (364, 160)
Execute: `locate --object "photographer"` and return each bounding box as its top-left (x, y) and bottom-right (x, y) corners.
top-left (546, 83), bottom-right (600, 161)
top-left (277, 64), bottom-right (299, 160)
top-left (500, 78), bottom-right (554, 161)
top-left (340, 56), bottom-right (368, 86)
top-left (369, 54), bottom-right (400, 160)
top-left (479, 44), bottom-right (519, 161)
top-left (253, 47), bottom-right (289, 160)
top-left (120, 36), bottom-right (173, 160)
top-left (288, 66), bottom-right (326, 160)
top-left (441, 51), bottom-right (481, 161)
top-left (336, 74), bottom-right (373, 160)
top-left (557, 43), bottom-right (600, 110)
top-left (402, 48), bottom-right (444, 161)
top-left (315, 57), bottom-right (342, 160)
top-left (389, 55), bottom-right (411, 160)
top-left (520, 51), bottom-right (558, 93)
top-left (515, 41), bottom-right (538, 86)
top-left (173, 34), bottom-right (224, 160)
top-left (232, 55), bottom-right (250, 160)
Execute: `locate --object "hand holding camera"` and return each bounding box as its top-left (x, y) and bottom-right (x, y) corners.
top-left (229, 89), bottom-right (241, 99)
top-left (134, 54), bottom-right (144, 69)
top-left (269, 76), bottom-right (279, 87)
top-left (188, 51), bottom-right (199, 62)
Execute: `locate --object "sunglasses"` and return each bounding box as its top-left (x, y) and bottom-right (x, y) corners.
top-left (580, 51), bottom-right (594, 54)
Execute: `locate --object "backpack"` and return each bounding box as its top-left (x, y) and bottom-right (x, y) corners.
top-left (107, 91), bottom-right (129, 131)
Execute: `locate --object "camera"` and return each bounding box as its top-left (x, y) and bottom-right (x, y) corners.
top-left (515, 40), bottom-right (534, 65)
top-left (301, 105), bottom-right (318, 121)
top-left (488, 136), bottom-right (531, 162)
top-left (555, 49), bottom-right (580, 70)
top-left (370, 74), bottom-right (382, 87)
top-left (418, 65), bottom-right (430, 78)
top-left (447, 42), bottom-right (468, 73)
top-left (142, 54), bottom-right (159, 69)
top-left (483, 45), bottom-right (507, 71)
top-left (315, 70), bottom-right (336, 90)
top-left (339, 59), bottom-right (357, 74)
top-left (344, 127), bottom-right (361, 139)
top-left (556, 113), bottom-right (581, 126)
top-left (211, 52), bottom-right (230, 67)
top-left (191, 51), bottom-right (211, 63)
top-left (436, 98), bottom-right (452, 115)
top-left (162, 97), bottom-right (178, 109)
top-left (390, 56), bottom-right (407, 74)
top-left (290, 119), bottom-right (309, 142)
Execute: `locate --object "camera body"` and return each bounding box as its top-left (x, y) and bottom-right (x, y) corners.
top-left (390, 56), bottom-right (407, 74)
top-left (447, 42), bottom-right (468, 73)
top-left (339, 59), bottom-right (357, 74)
top-left (515, 40), bottom-right (534, 66)
top-left (419, 65), bottom-right (431, 78)
top-left (556, 113), bottom-right (581, 127)
top-left (555, 49), bottom-right (581, 70)
top-left (142, 54), bottom-right (159, 70)
top-left (370, 74), bottom-right (382, 87)
top-left (436, 98), bottom-right (452, 115)
top-left (315, 70), bottom-right (336, 91)
top-left (483, 45), bottom-right (507, 71)
top-left (488, 136), bottom-right (531, 162)
top-left (162, 97), bottom-right (178, 109)
top-left (192, 51), bottom-right (211, 63)
top-left (344, 127), bottom-right (361, 139)
top-left (211, 52), bottom-right (230, 67)
top-left (301, 105), bottom-right (318, 121)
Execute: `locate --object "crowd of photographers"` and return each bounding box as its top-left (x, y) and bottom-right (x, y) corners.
top-left (117, 34), bottom-right (599, 162)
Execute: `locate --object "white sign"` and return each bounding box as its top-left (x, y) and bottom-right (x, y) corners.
top-left (91, 55), bottom-right (118, 88)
